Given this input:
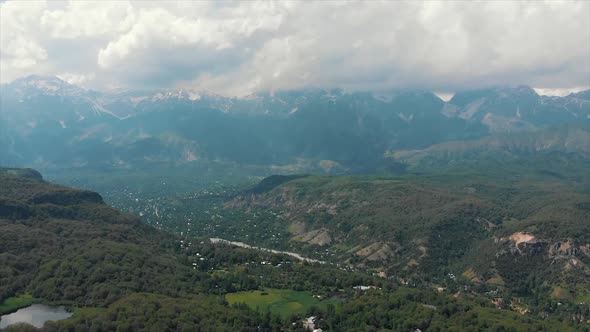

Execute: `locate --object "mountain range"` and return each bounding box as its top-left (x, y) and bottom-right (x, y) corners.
top-left (1, 75), bottom-right (589, 170)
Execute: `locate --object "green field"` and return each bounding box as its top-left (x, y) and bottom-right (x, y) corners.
top-left (0, 294), bottom-right (37, 315)
top-left (225, 289), bottom-right (336, 317)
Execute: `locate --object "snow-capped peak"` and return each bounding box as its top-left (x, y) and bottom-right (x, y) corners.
top-left (150, 88), bottom-right (221, 102)
top-left (8, 75), bottom-right (87, 97)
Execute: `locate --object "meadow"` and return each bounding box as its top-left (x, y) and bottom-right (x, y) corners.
top-left (225, 288), bottom-right (337, 317)
top-left (0, 294), bottom-right (37, 315)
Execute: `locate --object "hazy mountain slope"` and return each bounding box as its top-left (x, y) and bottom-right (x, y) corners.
top-left (391, 125), bottom-right (590, 161)
top-left (387, 126), bottom-right (590, 181)
top-left (446, 87), bottom-right (590, 132)
top-left (568, 89), bottom-right (590, 101)
top-left (3, 76), bottom-right (588, 170)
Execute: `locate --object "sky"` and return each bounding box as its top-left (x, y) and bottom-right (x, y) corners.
top-left (1, 0), bottom-right (589, 96)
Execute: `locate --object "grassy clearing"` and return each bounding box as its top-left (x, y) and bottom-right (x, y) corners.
top-left (225, 288), bottom-right (337, 318)
top-left (0, 294), bottom-right (37, 315)
top-left (70, 307), bottom-right (106, 319)
top-left (569, 286), bottom-right (590, 304)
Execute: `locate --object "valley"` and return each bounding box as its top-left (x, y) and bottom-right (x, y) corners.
top-left (2, 1), bottom-right (589, 329)
top-left (5, 95), bottom-right (585, 330)
top-left (2, 71), bottom-right (590, 332)
top-left (209, 238), bottom-right (325, 264)
top-left (2, 93), bottom-right (590, 330)
top-left (1, 167), bottom-right (587, 331)
top-left (24, 148), bottom-right (590, 330)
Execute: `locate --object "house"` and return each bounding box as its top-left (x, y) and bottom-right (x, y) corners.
top-left (303, 316), bottom-right (316, 330)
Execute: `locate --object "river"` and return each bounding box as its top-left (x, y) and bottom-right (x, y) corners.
top-left (0, 304), bottom-right (72, 329)
top-left (209, 238), bottom-right (325, 264)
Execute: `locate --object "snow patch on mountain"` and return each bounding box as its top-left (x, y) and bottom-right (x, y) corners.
top-left (459, 98), bottom-right (486, 120)
top-left (183, 149), bottom-right (198, 162)
top-left (129, 96), bottom-right (148, 106)
top-left (373, 94), bottom-right (394, 103)
top-left (441, 103), bottom-right (459, 118)
top-left (398, 113), bottom-right (414, 123)
top-left (150, 89), bottom-right (220, 102)
top-left (482, 113), bottom-right (535, 133)
top-left (9, 75), bottom-right (88, 97)
top-left (90, 102), bottom-right (125, 119)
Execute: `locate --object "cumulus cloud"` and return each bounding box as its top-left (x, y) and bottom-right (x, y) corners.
top-left (0, 1), bottom-right (48, 74)
top-left (1, 0), bottom-right (589, 94)
top-left (40, 1), bottom-right (136, 39)
top-left (56, 72), bottom-right (96, 86)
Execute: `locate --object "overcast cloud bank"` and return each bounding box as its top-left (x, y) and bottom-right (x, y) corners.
top-left (1, 0), bottom-right (589, 96)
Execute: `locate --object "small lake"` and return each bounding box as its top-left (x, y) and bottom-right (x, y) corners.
top-left (0, 304), bottom-right (72, 329)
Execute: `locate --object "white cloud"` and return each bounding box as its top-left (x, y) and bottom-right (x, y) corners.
top-left (1, 0), bottom-right (589, 95)
top-left (0, 1), bottom-right (48, 75)
top-left (97, 2), bottom-right (287, 69)
top-left (534, 86), bottom-right (590, 97)
top-left (41, 1), bottom-right (135, 39)
top-left (186, 1), bottom-right (590, 95)
top-left (56, 72), bottom-right (95, 86)
top-left (96, 7), bottom-right (232, 68)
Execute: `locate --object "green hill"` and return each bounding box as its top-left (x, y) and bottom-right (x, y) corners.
top-left (225, 170), bottom-right (590, 316)
top-left (0, 168), bottom-right (274, 330)
top-left (1, 168), bottom-right (586, 331)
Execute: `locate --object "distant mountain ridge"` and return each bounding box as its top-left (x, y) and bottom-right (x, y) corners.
top-left (446, 86), bottom-right (590, 132)
top-left (390, 125), bottom-right (590, 166)
top-left (1, 75), bottom-right (588, 170)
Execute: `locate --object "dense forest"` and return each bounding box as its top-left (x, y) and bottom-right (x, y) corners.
top-left (1, 168), bottom-right (587, 330)
top-left (46, 154), bottom-right (590, 318)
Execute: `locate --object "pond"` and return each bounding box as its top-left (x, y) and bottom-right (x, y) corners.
top-left (0, 304), bottom-right (72, 329)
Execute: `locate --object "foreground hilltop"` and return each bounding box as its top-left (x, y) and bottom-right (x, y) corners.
top-left (0, 168), bottom-right (43, 181)
top-left (0, 168), bottom-right (581, 331)
top-left (0, 168), bottom-right (267, 330)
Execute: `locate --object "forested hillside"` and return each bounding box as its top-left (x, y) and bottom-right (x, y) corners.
top-left (221, 163), bottom-right (590, 322)
top-left (1, 169), bottom-right (584, 331)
